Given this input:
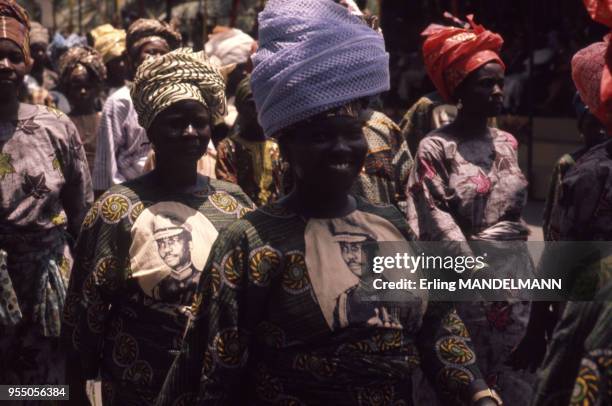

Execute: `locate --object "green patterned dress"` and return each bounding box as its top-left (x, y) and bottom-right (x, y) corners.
top-left (157, 198), bottom-right (484, 405)
top-left (62, 174), bottom-right (253, 405)
top-left (0, 103), bottom-right (92, 389)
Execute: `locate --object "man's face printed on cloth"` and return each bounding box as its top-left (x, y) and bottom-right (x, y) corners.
top-left (156, 231), bottom-right (192, 269)
top-left (339, 241), bottom-right (364, 277)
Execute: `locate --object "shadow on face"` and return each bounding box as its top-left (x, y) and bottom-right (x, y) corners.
top-left (148, 99), bottom-right (212, 169)
top-left (66, 65), bottom-right (100, 114)
top-left (0, 39), bottom-right (27, 100)
top-left (453, 62), bottom-right (505, 118)
top-left (278, 115), bottom-right (368, 194)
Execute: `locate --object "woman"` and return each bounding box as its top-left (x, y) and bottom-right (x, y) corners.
top-left (89, 24), bottom-right (127, 97)
top-left (63, 48), bottom-right (254, 405)
top-left (532, 4), bottom-right (612, 403)
top-left (92, 18), bottom-right (181, 196)
top-left (158, 1), bottom-right (498, 405)
top-left (0, 0), bottom-right (92, 390)
top-left (57, 46), bottom-right (107, 176)
top-left (405, 15), bottom-right (534, 405)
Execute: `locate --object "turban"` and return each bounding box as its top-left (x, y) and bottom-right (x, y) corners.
top-left (205, 28), bottom-right (255, 66)
top-left (131, 48), bottom-right (226, 130)
top-left (29, 21), bottom-right (48, 46)
top-left (126, 18), bottom-right (181, 57)
top-left (49, 32), bottom-right (87, 68)
top-left (57, 46), bottom-right (107, 92)
top-left (574, 0), bottom-right (612, 133)
top-left (0, 0), bottom-right (31, 65)
top-left (422, 15), bottom-right (505, 102)
top-left (251, 0), bottom-right (389, 137)
top-left (90, 24), bottom-right (126, 64)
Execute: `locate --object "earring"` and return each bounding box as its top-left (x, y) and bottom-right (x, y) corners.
top-left (457, 99), bottom-right (463, 110)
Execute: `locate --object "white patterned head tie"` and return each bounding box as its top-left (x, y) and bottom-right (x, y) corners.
top-left (250, 0), bottom-right (390, 138)
top-left (131, 47), bottom-right (227, 130)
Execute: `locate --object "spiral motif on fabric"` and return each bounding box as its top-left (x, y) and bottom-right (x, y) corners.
top-left (239, 206), bottom-right (252, 218)
top-left (100, 194), bottom-right (130, 223)
top-left (256, 321), bottom-right (286, 349)
top-left (221, 249), bottom-right (244, 289)
top-left (82, 202), bottom-right (99, 229)
top-left (62, 294), bottom-right (80, 326)
top-left (82, 273), bottom-right (101, 304)
top-left (436, 366), bottom-right (474, 397)
top-left (255, 365), bottom-right (283, 401)
top-left (122, 360), bottom-right (154, 386)
top-left (112, 333), bottom-right (139, 367)
top-left (249, 246), bottom-right (281, 286)
top-left (95, 256), bottom-right (121, 292)
top-left (281, 251), bottom-right (310, 294)
top-left (373, 330), bottom-right (402, 351)
top-left (354, 385), bottom-right (394, 406)
top-left (213, 328), bottom-right (247, 368)
top-left (442, 310), bottom-right (470, 338)
top-left (436, 336), bottom-right (475, 366)
top-left (201, 349), bottom-right (214, 376)
top-left (86, 303), bottom-right (107, 334)
top-left (209, 192), bottom-right (240, 214)
top-left (108, 317), bottom-right (123, 339)
top-left (129, 201), bottom-right (145, 224)
top-left (570, 358), bottom-right (600, 405)
top-left (294, 354), bottom-right (337, 378)
top-left (336, 340), bottom-right (374, 356)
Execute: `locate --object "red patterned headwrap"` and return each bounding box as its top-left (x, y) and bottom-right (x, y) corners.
top-left (422, 15), bottom-right (505, 102)
top-left (573, 0), bottom-right (612, 133)
top-left (0, 0), bottom-right (31, 66)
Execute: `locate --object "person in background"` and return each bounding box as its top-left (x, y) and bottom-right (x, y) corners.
top-left (0, 0), bottom-right (92, 394)
top-left (57, 46), bottom-right (107, 176)
top-left (406, 15), bottom-right (533, 406)
top-left (157, 1), bottom-right (498, 405)
top-left (215, 75), bottom-right (281, 206)
top-left (542, 93), bottom-right (608, 242)
top-left (26, 21), bottom-right (56, 90)
top-left (89, 24), bottom-right (127, 98)
top-left (63, 48), bottom-right (253, 406)
top-left (91, 18), bottom-right (181, 197)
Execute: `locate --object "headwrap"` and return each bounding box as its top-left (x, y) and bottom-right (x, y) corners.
top-left (131, 48), bottom-right (226, 130)
top-left (57, 45), bottom-right (107, 92)
top-left (29, 21), bottom-right (48, 46)
top-left (0, 0), bottom-right (31, 65)
top-left (421, 15), bottom-right (505, 102)
top-left (49, 32), bottom-right (87, 68)
top-left (204, 28), bottom-right (255, 66)
top-left (90, 24), bottom-right (126, 64)
top-left (573, 0), bottom-right (612, 133)
top-left (251, 0), bottom-right (389, 137)
top-left (126, 18), bottom-right (181, 57)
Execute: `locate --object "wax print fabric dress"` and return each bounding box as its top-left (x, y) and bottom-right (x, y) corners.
top-left (158, 198), bottom-right (484, 406)
top-left (406, 128), bottom-right (534, 404)
top-left (0, 103), bottom-right (92, 385)
top-left (63, 174), bottom-right (253, 405)
top-left (215, 132), bottom-right (281, 206)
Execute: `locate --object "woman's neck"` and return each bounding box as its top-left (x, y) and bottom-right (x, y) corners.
top-left (0, 100), bottom-right (19, 122)
top-left (153, 159), bottom-right (199, 191)
top-left (451, 110), bottom-right (489, 137)
top-left (285, 182), bottom-right (356, 219)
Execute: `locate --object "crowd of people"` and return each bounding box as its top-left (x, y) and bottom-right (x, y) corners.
top-left (0, 0), bottom-right (610, 405)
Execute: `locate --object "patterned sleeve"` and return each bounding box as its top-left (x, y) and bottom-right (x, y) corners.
top-left (416, 303), bottom-right (485, 404)
top-left (399, 97), bottom-right (434, 156)
top-left (62, 193), bottom-right (131, 378)
top-left (92, 97), bottom-right (125, 191)
top-left (390, 129), bottom-right (413, 211)
top-left (214, 139), bottom-right (238, 184)
top-left (157, 220), bottom-right (267, 405)
top-left (58, 116), bottom-right (94, 238)
top-left (405, 137), bottom-right (468, 241)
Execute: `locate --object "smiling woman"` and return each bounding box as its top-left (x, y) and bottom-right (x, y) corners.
top-left (157, 1), bottom-right (492, 405)
top-left (62, 48), bottom-right (254, 406)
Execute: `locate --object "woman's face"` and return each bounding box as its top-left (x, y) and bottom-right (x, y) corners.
top-left (66, 65), bottom-right (99, 113)
top-left (148, 99), bottom-right (211, 166)
top-left (0, 39), bottom-right (27, 100)
top-left (455, 62), bottom-right (505, 117)
top-left (134, 38), bottom-right (170, 68)
top-left (281, 115), bottom-right (368, 194)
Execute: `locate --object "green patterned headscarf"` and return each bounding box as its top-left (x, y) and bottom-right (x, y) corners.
top-left (131, 47), bottom-right (227, 130)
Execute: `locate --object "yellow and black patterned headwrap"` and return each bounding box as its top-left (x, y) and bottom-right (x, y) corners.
top-left (131, 47), bottom-right (227, 130)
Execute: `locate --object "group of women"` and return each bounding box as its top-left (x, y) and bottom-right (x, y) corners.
top-left (0, 0), bottom-right (610, 405)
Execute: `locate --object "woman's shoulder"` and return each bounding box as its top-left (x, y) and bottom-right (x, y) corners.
top-left (208, 177), bottom-right (255, 207)
top-left (20, 103), bottom-right (74, 131)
